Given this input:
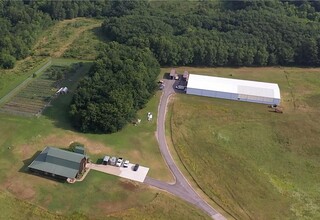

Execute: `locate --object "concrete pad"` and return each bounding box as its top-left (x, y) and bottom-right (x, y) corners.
top-left (89, 163), bottom-right (149, 183)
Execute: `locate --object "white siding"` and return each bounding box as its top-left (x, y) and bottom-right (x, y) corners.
top-left (186, 74), bottom-right (281, 105)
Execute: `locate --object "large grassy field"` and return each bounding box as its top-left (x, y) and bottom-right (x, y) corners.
top-left (0, 18), bottom-right (211, 219)
top-left (167, 67), bottom-right (320, 219)
top-left (0, 59), bottom-right (185, 219)
top-left (0, 82), bottom-right (206, 219)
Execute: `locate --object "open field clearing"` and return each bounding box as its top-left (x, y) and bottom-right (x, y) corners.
top-left (63, 24), bottom-right (106, 60)
top-left (43, 88), bottom-right (174, 182)
top-left (0, 61), bottom-right (90, 116)
top-left (1, 65), bottom-right (72, 116)
top-left (34, 18), bottom-right (102, 58)
top-left (0, 180), bottom-right (209, 220)
top-left (0, 57), bottom-right (50, 100)
top-left (0, 87), bottom-right (202, 219)
top-left (0, 109), bottom-right (205, 219)
top-left (0, 72), bottom-right (176, 219)
top-left (0, 18), bottom-right (101, 102)
top-left (167, 67), bottom-right (320, 219)
top-left (0, 17), bottom-right (207, 220)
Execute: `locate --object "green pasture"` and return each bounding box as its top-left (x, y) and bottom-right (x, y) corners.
top-left (33, 18), bottom-right (102, 58)
top-left (0, 59), bottom-right (175, 219)
top-left (0, 17), bottom-right (207, 220)
top-left (168, 67), bottom-right (320, 220)
top-left (63, 24), bottom-right (106, 60)
top-left (0, 70), bottom-right (196, 219)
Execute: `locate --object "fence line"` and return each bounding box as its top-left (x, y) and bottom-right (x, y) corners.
top-left (0, 58), bottom-right (52, 107)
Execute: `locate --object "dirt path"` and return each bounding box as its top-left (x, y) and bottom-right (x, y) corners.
top-left (51, 23), bottom-right (101, 57)
top-left (34, 18), bottom-right (101, 58)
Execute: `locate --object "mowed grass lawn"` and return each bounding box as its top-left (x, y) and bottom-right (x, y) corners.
top-left (0, 87), bottom-right (206, 219)
top-left (0, 93), bottom-right (205, 219)
top-left (168, 67), bottom-right (320, 220)
top-left (0, 60), bottom-right (199, 219)
top-left (0, 17), bottom-right (204, 220)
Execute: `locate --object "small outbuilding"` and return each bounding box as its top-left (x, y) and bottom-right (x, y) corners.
top-left (186, 74), bottom-right (281, 105)
top-left (74, 146), bottom-right (85, 155)
top-left (170, 69), bottom-right (176, 80)
top-left (62, 87), bottom-right (68, 94)
top-left (56, 87), bottom-right (63, 94)
top-left (183, 71), bottom-right (189, 81)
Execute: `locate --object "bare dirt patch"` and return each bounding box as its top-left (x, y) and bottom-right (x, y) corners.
top-left (119, 180), bottom-right (140, 191)
top-left (39, 133), bottom-right (113, 155)
top-left (96, 201), bottom-right (128, 215)
top-left (3, 177), bottom-right (36, 200)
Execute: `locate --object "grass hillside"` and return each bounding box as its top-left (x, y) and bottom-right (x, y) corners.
top-left (0, 18), bottom-right (210, 220)
top-left (33, 18), bottom-right (102, 58)
top-left (168, 67), bottom-right (320, 219)
top-left (0, 18), bottom-right (101, 101)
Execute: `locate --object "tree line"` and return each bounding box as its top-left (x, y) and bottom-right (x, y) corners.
top-left (0, 0), bottom-right (145, 69)
top-left (103, 0), bottom-right (320, 67)
top-left (69, 42), bottom-right (159, 133)
top-left (0, 0), bottom-right (52, 68)
top-left (3, 0), bottom-right (320, 69)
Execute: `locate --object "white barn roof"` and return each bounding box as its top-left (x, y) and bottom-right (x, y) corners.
top-left (187, 74), bottom-right (280, 100)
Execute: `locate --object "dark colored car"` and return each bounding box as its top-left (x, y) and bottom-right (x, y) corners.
top-left (133, 164), bottom-right (139, 171)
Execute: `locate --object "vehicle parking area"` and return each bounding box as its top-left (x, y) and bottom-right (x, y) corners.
top-left (89, 163), bottom-right (149, 183)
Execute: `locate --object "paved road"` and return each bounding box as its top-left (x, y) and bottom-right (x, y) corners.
top-left (144, 79), bottom-right (226, 220)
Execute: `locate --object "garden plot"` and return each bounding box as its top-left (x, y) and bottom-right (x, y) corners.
top-left (0, 65), bottom-right (76, 116)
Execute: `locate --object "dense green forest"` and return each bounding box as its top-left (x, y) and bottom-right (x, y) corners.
top-left (0, 0), bottom-right (52, 68)
top-left (69, 43), bottom-right (160, 133)
top-left (2, 0), bottom-right (320, 69)
top-left (103, 0), bottom-right (320, 67)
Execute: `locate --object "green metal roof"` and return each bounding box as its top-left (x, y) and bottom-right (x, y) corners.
top-left (74, 146), bottom-right (85, 154)
top-left (28, 147), bottom-right (85, 178)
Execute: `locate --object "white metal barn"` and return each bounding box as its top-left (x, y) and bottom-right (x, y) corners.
top-left (186, 74), bottom-right (281, 105)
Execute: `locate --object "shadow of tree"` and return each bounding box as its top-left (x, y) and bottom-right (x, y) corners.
top-left (91, 26), bottom-right (110, 42)
top-left (96, 158), bottom-right (103, 164)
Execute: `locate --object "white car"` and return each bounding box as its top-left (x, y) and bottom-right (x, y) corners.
top-left (123, 160), bottom-right (129, 168)
top-left (116, 157), bottom-right (123, 167)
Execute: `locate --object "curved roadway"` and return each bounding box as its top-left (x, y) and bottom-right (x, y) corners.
top-left (144, 79), bottom-right (226, 220)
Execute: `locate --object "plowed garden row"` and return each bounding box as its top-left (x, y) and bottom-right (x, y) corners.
top-left (0, 65), bottom-right (78, 116)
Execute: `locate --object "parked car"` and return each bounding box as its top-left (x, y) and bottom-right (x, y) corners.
top-left (133, 164), bottom-right (139, 171)
top-left (158, 80), bottom-right (164, 84)
top-left (109, 156), bottom-right (117, 166)
top-left (102, 155), bottom-right (110, 165)
top-left (116, 157), bottom-right (123, 167)
top-left (175, 85), bottom-right (185, 90)
top-left (123, 160), bottom-right (129, 168)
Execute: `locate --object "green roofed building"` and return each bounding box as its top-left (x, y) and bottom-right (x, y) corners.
top-left (28, 146), bottom-right (87, 180)
top-left (74, 146), bottom-right (85, 155)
